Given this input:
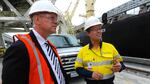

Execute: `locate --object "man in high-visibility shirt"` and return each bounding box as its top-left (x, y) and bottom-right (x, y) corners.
top-left (75, 16), bottom-right (126, 84)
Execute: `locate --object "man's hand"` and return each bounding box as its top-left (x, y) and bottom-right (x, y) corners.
top-left (92, 71), bottom-right (103, 80)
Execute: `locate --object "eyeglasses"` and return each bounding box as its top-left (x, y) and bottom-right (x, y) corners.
top-left (39, 15), bottom-right (59, 22)
top-left (90, 28), bottom-right (105, 32)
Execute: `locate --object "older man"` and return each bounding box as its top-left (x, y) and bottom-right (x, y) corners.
top-left (2, 0), bottom-right (68, 84)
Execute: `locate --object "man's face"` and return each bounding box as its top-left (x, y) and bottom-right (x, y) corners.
top-left (36, 12), bottom-right (58, 34)
top-left (87, 24), bottom-right (103, 41)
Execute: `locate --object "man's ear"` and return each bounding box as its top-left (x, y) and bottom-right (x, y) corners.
top-left (33, 15), bottom-right (40, 25)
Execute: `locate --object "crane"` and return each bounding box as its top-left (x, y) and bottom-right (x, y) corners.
top-left (64, 0), bottom-right (80, 34)
top-left (79, 0), bottom-right (96, 19)
top-left (85, 0), bottom-right (96, 18)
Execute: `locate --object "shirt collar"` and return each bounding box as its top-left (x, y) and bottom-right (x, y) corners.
top-left (88, 41), bottom-right (103, 49)
top-left (32, 29), bottom-right (47, 46)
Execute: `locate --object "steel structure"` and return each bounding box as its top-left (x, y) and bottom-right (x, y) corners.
top-left (0, 0), bottom-right (58, 47)
top-left (64, 0), bottom-right (80, 34)
top-left (75, 0), bottom-right (150, 32)
top-left (107, 0), bottom-right (150, 18)
top-left (85, 0), bottom-right (95, 18)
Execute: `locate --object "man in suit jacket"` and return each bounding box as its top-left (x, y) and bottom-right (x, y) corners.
top-left (2, 0), bottom-right (68, 84)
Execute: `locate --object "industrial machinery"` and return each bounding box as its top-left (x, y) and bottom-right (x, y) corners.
top-left (0, 33), bottom-right (13, 57)
top-left (102, 0), bottom-right (150, 59)
top-left (76, 0), bottom-right (150, 59)
top-left (0, 0), bottom-right (69, 48)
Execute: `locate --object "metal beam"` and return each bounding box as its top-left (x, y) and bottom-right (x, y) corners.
top-left (0, 17), bottom-right (30, 22)
top-left (0, 33), bottom-right (5, 48)
top-left (3, 0), bottom-right (29, 31)
top-left (0, 28), bottom-right (27, 32)
top-left (107, 0), bottom-right (150, 17)
top-left (51, 0), bottom-right (56, 4)
top-left (26, 0), bottom-right (33, 5)
top-left (85, 0), bottom-right (95, 17)
top-left (3, 0), bottom-right (24, 17)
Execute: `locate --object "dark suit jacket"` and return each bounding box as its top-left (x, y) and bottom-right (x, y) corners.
top-left (2, 31), bottom-right (68, 84)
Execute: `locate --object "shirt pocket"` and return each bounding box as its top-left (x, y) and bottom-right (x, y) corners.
top-left (82, 53), bottom-right (93, 66)
top-left (83, 54), bottom-right (93, 62)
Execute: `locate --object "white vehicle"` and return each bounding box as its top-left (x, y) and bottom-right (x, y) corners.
top-left (47, 34), bottom-right (81, 78)
top-left (0, 34), bottom-right (13, 57)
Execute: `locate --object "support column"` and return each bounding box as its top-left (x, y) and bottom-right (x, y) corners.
top-left (0, 33), bottom-right (5, 48)
top-left (0, 32), bottom-right (5, 57)
top-left (85, 0), bottom-right (95, 18)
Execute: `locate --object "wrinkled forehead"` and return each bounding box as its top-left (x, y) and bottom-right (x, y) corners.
top-left (30, 12), bottom-right (58, 18)
top-left (36, 12), bottom-right (57, 16)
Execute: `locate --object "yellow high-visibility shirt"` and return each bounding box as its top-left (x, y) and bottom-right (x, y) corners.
top-left (75, 42), bottom-right (123, 76)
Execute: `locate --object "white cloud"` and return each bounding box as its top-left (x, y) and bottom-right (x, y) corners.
top-left (55, 0), bottom-right (130, 26)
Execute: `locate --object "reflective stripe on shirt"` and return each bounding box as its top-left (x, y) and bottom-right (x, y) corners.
top-left (83, 60), bottom-right (112, 67)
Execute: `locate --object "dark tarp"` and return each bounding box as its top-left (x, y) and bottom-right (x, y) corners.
top-left (103, 12), bottom-right (150, 58)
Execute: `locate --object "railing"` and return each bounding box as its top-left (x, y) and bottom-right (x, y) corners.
top-left (122, 56), bottom-right (150, 65)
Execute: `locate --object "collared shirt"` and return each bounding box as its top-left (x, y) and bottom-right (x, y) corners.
top-left (32, 29), bottom-right (47, 53)
top-left (75, 42), bottom-right (123, 76)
